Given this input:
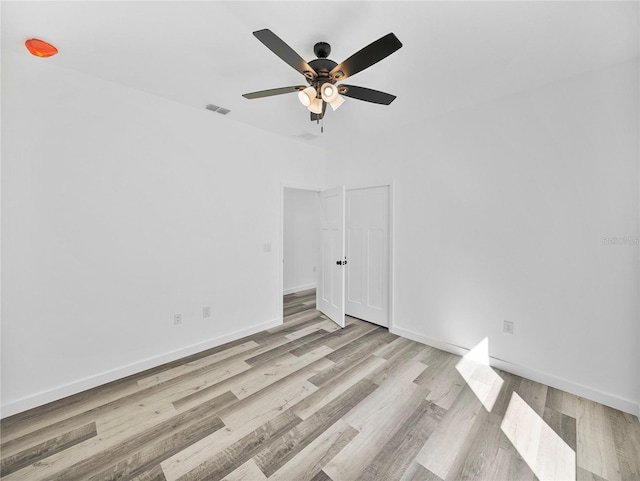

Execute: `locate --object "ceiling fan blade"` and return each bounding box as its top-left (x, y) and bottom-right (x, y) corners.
top-left (339, 85), bottom-right (396, 105)
top-left (242, 86), bottom-right (306, 99)
top-left (310, 101), bottom-right (327, 121)
top-left (253, 29), bottom-right (317, 80)
top-left (330, 33), bottom-right (402, 82)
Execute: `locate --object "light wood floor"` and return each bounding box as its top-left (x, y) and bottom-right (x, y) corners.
top-left (1, 290), bottom-right (639, 481)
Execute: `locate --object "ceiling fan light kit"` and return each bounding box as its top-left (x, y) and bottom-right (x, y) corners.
top-left (242, 29), bottom-right (402, 124)
top-left (298, 86), bottom-right (316, 107)
top-left (329, 94), bottom-right (345, 111)
top-left (320, 83), bottom-right (338, 102)
top-left (308, 98), bottom-right (324, 115)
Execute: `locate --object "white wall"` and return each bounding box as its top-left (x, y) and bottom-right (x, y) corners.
top-left (0, 52), bottom-right (325, 417)
top-left (2, 53), bottom-right (638, 417)
top-left (325, 60), bottom-right (640, 414)
top-left (283, 188), bottom-right (320, 295)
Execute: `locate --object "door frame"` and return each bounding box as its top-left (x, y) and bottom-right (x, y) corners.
top-left (278, 181), bottom-right (394, 332)
top-left (279, 183), bottom-right (323, 325)
top-left (345, 182), bottom-right (395, 332)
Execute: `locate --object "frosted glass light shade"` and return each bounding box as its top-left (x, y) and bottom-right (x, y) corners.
top-left (321, 83), bottom-right (338, 102)
top-left (298, 86), bottom-right (316, 107)
top-left (330, 94), bottom-right (345, 111)
top-left (308, 98), bottom-right (323, 114)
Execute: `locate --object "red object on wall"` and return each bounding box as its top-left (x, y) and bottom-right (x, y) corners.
top-left (25, 38), bottom-right (58, 57)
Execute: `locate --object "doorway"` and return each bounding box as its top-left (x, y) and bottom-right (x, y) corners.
top-left (280, 183), bottom-right (392, 330)
top-left (282, 187), bottom-right (321, 296)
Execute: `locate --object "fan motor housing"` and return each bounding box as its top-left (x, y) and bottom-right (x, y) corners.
top-left (313, 41), bottom-right (331, 59)
top-left (308, 58), bottom-right (338, 85)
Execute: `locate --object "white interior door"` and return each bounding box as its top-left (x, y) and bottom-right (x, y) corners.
top-left (345, 186), bottom-right (390, 327)
top-left (317, 186), bottom-right (346, 328)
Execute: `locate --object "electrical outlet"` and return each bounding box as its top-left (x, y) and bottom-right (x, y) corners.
top-left (313, 266), bottom-right (316, 272)
top-left (174, 314), bottom-right (182, 325)
top-left (203, 306), bottom-right (211, 318)
top-left (263, 243), bottom-right (271, 253)
top-left (503, 320), bottom-right (514, 335)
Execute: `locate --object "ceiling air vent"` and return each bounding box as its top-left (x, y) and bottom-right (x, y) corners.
top-left (205, 104), bottom-right (230, 115)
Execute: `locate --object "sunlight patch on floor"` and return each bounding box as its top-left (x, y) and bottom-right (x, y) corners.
top-left (455, 337), bottom-right (504, 412)
top-left (501, 392), bottom-right (576, 481)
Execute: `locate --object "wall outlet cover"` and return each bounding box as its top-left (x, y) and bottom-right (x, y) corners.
top-left (503, 320), bottom-right (514, 335)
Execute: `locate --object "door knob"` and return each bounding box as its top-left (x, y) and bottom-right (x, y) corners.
top-left (336, 260), bottom-right (343, 265)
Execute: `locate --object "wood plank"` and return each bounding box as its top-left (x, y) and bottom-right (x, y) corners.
top-left (216, 359), bottom-right (332, 430)
top-left (489, 369), bottom-right (522, 418)
top-left (87, 410), bottom-right (227, 481)
top-left (414, 351), bottom-right (466, 410)
top-left (160, 380), bottom-right (316, 481)
top-left (500, 390), bottom-right (576, 481)
top-left (607, 407), bottom-right (640, 480)
top-left (399, 462), bottom-right (444, 481)
top-left (0, 422), bottom-right (97, 477)
top-left (545, 386), bottom-right (579, 419)
top-left (244, 331), bottom-right (331, 366)
top-left (444, 409), bottom-right (501, 481)
top-left (425, 371), bottom-right (465, 411)
top-left (254, 379), bottom-right (378, 477)
top-left (318, 322), bottom-right (378, 350)
top-left (130, 464), bottom-right (167, 481)
top-left (2, 357), bottom-right (248, 459)
top-left (3, 404), bottom-right (180, 481)
top-left (175, 411), bottom-right (300, 481)
top-left (172, 348), bottom-right (331, 411)
top-left (412, 345), bottom-right (440, 364)
top-left (267, 310), bottom-right (323, 333)
top-left (516, 378), bottom-right (548, 417)
top-left (356, 399), bottom-right (446, 481)
top-left (232, 348), bottom-right (333, 400)
top-left (222, 459), bottom-right (267, 481)
top-left (136, 341), bottom-right (259, 388)
top-left (268, 420), bottom-right (358, 481)
top-left (310, 470), bottom-right (335, 481)
top-left (292, 354), bottom-right (386, 420)
top-left (577, 466), bottom-right (609, 481)
top-left (415, 385), bottom-right (483, 480)
top-left (481, 445), bottom-right (536, 481)
top-left (308, 329), bottom-right (396, 388)
top-left (366, 340), bottom-right (426, 386)
top-left (48, 398), bottom-right (224, 481)
top-left (543, 406), bottom-right (577, 452)
top-left (576, 397), bottom-right (622, 481)
top-left (285, 319), bottom-right (341, 341)
top-left (373, 336), bottom-right (414, 359)
top-left (0, 379), bottom-right (141, 447)
top-left (323, 360), bottom-right (428, 481)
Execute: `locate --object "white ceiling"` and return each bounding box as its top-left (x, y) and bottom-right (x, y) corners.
top-left (2, 1), bottom-right (638, 143)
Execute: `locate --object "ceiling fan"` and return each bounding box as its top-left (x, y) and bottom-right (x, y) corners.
top-left (242, 29), bottom-right (403, 121)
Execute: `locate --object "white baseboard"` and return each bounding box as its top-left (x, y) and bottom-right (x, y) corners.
top-left (390, 325), bottom-right (640, 417)
top-left (0, 318), bottom-right (282, 419)
top-left (283, 283), bottom-right (316, 295)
